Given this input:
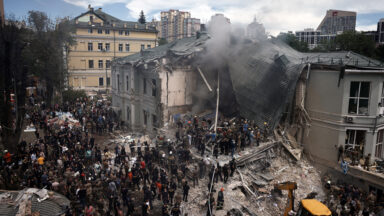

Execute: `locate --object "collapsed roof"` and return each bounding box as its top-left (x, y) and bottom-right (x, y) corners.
top-left (113, 33), bottom-right (384, 130)
top-left (0, 188), bottom-right (70, 216)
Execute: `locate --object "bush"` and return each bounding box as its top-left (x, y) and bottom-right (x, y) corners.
top-left (62, 89), bottom-right (87, 102)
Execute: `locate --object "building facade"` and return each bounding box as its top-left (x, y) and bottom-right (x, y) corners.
top-left (295, 29), bottom-right (321, 49)
top-left (111, 35), bottom-right (207, 133)
top-left (295, 10), bottom-right (356, 50)
top-left (0, 0), bottom-right (4, 26)
top-left (67, 6), bottom-right (157, 91)
top-left (160, 10), bottom-right (201, 42)
top-left (300, 53), bottom-right (384, 190)
top-left (378, 18), bottom-right (384, 44)
top-left (246, 18), bottom-right (267, 42)
top-left (317, 9), bottom-right (356, 34)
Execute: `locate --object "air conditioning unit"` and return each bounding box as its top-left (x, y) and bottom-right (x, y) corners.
top-left (345, 116), bottom-right (354, 123)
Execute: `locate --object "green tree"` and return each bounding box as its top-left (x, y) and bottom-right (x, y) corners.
top-left (0, 21), bottom-right (28, 152)
top-left (138, 10), bottom-right (146, 24)
top-left (374, 44), bottom-right (384, 62)
top-left (158, 37), bottom-right (167, 46)
top-left (23, 11), bottom-right (75, 105)
top-left (277, 33), bottom-right (309, 52)
top-left (334, 31), bottom-right (376, 57)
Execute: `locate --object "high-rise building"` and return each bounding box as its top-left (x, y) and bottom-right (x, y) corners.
top-left (67, 6), bottom-right (157, 91)
top-left (210, 13), bottom-right (230, 24)
top-left (378, 18), bottom-right (384, 44)
top-left (0, 0), bottom-right (4, 26)
top-left (160, 10), bottom-right (200, 42)
top-left (295, 9), bottom-right (356, 49)
top-left (317, 9), bottom-right (356, 34)
top-left (246, 18), bottom-right (266, 41)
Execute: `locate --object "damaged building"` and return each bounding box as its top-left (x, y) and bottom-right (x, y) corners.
top-left (112, 32), bottom-right (384, 193)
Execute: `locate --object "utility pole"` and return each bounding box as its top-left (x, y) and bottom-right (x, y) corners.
top-left (214, 71), bottom-right (219, 134)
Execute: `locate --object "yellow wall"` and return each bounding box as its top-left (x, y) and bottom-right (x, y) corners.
top-left (68, 14), bottom-right (157, 90)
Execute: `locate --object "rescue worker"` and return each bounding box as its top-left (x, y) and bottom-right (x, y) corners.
top-left (217, 187), bottom-right (224, 210)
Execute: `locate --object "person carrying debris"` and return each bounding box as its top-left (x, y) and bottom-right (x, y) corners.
top-left (217, 187), bottom-right (224, 210)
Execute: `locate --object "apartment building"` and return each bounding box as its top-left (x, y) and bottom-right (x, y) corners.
top-left (317, 9), bottom-right (356, 34)
top-left (160, 10), bottom-right (200, 42)
top-left (67, 6), bottom-right (157, 91)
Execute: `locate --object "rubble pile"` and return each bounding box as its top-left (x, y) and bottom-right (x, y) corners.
top-left (179, 139), bottom-right (325, 216)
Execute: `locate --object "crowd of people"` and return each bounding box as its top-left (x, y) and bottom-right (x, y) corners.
top-left (323, 176), bottom-right (383, 216)
top-left (2, 93), bottom-right (381, 215)
top-left (0, 94), bottom-right (268, 216)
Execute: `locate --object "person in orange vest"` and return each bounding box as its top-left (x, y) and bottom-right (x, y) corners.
top-left (37, 155), bottom-right (45, 165)
top-left (3, 150), bottom-right (11, 164)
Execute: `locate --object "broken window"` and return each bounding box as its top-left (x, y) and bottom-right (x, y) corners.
top-left (345, 129), bottom-right (366, 155)
top-left (143, 78), bottom-right (147, 94)
top-left (376, 129), bottom-right (384, 159)
top-left (348, 81), bottom-right (370, 115)
top-left (152, 79), bottom-right (156, 96)
top-left (143, 110), bottom-right (148, 125)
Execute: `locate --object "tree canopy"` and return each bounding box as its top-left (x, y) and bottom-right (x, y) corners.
top-left (138, 10), bottom-right (146, 24)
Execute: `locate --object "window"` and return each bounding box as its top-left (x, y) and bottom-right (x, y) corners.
top-left (126, 106), bottom-right (130, 121)
top-left (345, 129), bottom-right (366, 156)
top-left (147, 44), bottom-right (151, 49)
top-left (105, 43), bottom-right (110, 51)
top-left (381, 82), bottom-right (384, 105)
top-left (376, 130), bottom-right (384, 159)
top-left (98, 60), bottom-right (103, 68)
top-left (119, 44), bottom-right (123, 52)
top-left (88, 28), bottom-right (93, 34)
top-left (105, 29), bottom-right (110, 34)
top-left (119, 30), bottom-right (123, 35)
top-left (152, 114), bottom-right (157, 127)
top-left (88, 42), bottom-right (93, 51)
top-left (90, 16), bottom-right (93, 22)
top-left (143, 78), bottom-right (147, 94)
top-left (152, 79), bottom-right (156, 96)
top-left (117, 74), bottom-right (120, 91)
top-left (143, 110), bottom-right (148, 125)
top-left (107, 77), bottom-right (110, 86)
top-left (125, 31), bottom-right (129, 36)
top-left (106, 60), bottom-right (111, 68)
top-left (88, 60), bottom-right (94, 68)
top-left (99, 77), bottom-right (104, 86)
top-left (141, 44), bottom-right (145, 50)
top-left (348, 81), bottom-right (370, 115)
top-left (126, 75), bottom-right (129, 91)
top-left (125, 44), bottom-right (130, 52)
top-left (98, 43), bottom-right (103, 51)
top-left (97, 29), bottom-right (102, 34)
